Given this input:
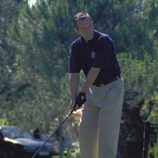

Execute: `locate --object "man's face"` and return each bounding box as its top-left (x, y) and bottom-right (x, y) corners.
top-left (75, 17), bottom-right (94, 41)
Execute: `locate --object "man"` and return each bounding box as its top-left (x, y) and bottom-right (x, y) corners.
top-left (69, 12), bottom-right (124, 158)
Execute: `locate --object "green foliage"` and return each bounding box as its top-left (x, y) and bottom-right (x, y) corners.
top-left (63, 145), bottom-right (80, 158)
top-left (5, 2), bottom-right (70, 130)
top-left (0, 118), bottom-right (8, 125)
top-left (117, 53), bottom-right (158, 158)
top-left (0, 0), bottom-right (158, 157)
top-left (118, 53), bottom-right (158, 97)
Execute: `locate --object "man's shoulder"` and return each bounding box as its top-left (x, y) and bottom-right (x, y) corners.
top-left (95, 31), bottom-right (113, 44)
top-left (69, 37), bottom-right (82, 55)
top-left (98, 32), bottom-right (112, 41)
top-left (71, 37), bottom-right (81, 47)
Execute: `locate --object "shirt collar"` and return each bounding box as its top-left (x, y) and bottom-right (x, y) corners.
top-left (80, 30), bottom-right (98, 44)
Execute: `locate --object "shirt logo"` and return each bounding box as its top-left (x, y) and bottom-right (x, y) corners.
top-left (91, 51), bottom-right (96, 59)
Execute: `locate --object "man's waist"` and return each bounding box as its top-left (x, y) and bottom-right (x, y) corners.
top-left (93, 76), bottom-right (121, 87)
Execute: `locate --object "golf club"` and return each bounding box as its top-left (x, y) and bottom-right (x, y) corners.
top-left (32, 109), bottom-right (74, 158)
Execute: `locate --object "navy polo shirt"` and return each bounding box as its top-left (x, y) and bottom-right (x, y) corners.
top-left (69, 30), bottom-right (121, 85)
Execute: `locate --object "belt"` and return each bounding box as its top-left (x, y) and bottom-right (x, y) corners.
top-left (93, 76), bottom-right (120, 87)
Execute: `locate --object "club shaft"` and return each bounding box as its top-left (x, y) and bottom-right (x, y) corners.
top-left (32, 110), bottom-right (73, 158)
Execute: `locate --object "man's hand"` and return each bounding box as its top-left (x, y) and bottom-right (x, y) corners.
top-left (74, 92), bottom-right (86, 111)
top-left (73, 108), bottom-right (83, 118)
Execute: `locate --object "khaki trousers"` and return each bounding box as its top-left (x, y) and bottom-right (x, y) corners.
top-left (79, 78), bottom-right (124, 158)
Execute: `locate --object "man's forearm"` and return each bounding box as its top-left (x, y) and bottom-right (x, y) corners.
top-left (81, 67), bottom-right (100, 93)
top-left (69, 73), bottom-right (80, 100)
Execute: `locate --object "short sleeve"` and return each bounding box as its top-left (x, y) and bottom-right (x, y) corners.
top-left (69, 44), bottom-right (81, 73)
